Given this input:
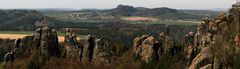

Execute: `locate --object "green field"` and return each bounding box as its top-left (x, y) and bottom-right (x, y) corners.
top-left (0, 31), bottom-right (86, 37)
top-left (128, 21), bottom-right (200, 25)
top-left (0, 31), bottom-right (34, 34)
top-left (0, 31), bottom-right (65, 36)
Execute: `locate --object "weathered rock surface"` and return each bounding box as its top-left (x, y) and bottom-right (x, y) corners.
top-left (92, 38), bottom-right (115, 64)
top-left (64, 28), bottom-right (77, 46)
top-left (63, 34), bottom-right (115, 64)
top-left (189, 47), bottom-right (213, 69)
top-left (11, 26), bottom-right (61, 59)
top-left (0, 39), bottom-right (15, 62)
top-left (133, 35), bottom-right (158, 63)
top-left (189, 3), bottom-right (240, 69)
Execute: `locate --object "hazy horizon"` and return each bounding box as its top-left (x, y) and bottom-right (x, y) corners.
top-left (0, 0), bottom-right (237, 10)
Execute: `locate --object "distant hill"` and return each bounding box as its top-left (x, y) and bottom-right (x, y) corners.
top-left (39, 5), bottom-right (220, 20)
top-left (105, 5), bottom-right (217, 20)
top-left (108, 5), bottom-right (138, 16)
top-left (179, 10), bottom-right (219, 18)
top-left (80, 9), bottom-right (103, 12)
top-left (33, 8), bottom-right (76, 13)
top-left (0, 10), bottom-right (70, 31)
top-left (133, 7), bottom-right (203, 20)
top-left (135, 7), bottom-right (150, 11)
top-left (211, 8), bottom-right (228, 12)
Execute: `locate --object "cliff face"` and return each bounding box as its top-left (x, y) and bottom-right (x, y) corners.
top-left (188, 2), bottom-right (240, 69)
top-left (130, 2), bottom-right (240, 69)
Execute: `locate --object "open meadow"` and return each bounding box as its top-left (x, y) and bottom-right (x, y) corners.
top-left (0, 31), bottom-right (85, 42)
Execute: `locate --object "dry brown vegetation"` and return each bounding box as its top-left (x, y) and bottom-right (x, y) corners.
top-left (0, 34), bottom-right (78, 42)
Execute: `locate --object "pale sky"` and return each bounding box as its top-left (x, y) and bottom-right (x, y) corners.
top-left (0, 0), bottom-right (236, 9)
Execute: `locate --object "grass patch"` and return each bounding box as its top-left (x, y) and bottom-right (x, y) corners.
top-left (128, 21), bottom-right (200, 25)
top-left (0, 31), bottom-right (86, 37)
top-left (0, 31), bottom-right (33, 35)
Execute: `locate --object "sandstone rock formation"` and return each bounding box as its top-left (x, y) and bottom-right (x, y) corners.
top-left (63, 33), bottom-right (115, 64)
top-left (13, 26), bottom-right (61, 59)
top-left (189, 47), bottom-right (213, 69)
top-left (92, 38), bottom-right (115, 64)
top-left (0, 39), bottom-right (15, 62)
top-left (64, 28), bottom-right (77, 46)
top-left (133, 35), bottom-right (158, 63)
top-left (189, 3), bottom-right (240, 69)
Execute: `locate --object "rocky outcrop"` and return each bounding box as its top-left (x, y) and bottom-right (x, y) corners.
top-left (199, 64), bottom-right (212, 69)
top-left (64, 28), bottom-right (77, 46)
top-left (0, 39), bottom-right (15, 62)
top-left (39, 27), bottom-right (60, 58)
top-left (63, 34), bottom-right (115, 64)
top-left (189, 3), bottom-right (240, 69)
top-left (184, 32), bottom-right (195, 65)
top-left (133, 35), bottom-right (158, 63)
top-left (63, 28), bottom-right (80, 58)
top-left (208, 12), bottom-right (227, 36)
top-left (13, 26), bottom-right (61, 59)
top-left (3, 51), bottom-right (15, 64)
top-left (159, 31), bottom-right (172, 56)
top-left (92, 38), bottom-right (115, 64)
top-left (81, 35), bottom-right (95, 62)
top-left (189, 47), bottom-right (213, 69)
top-left (64, 45), bottom-right (81, 58)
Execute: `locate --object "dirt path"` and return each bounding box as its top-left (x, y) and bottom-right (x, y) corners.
top-left (0, 34), bottom-right (65, 42)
